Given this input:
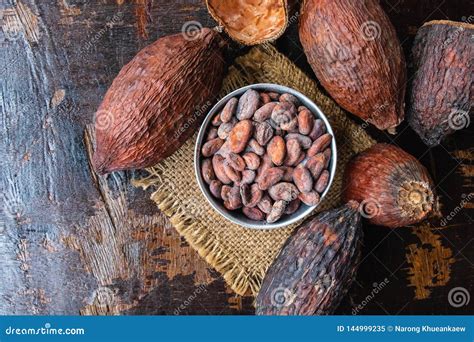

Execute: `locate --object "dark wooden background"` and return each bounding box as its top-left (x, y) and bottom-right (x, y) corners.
top-left (1, 0), bottom-right (472, 315)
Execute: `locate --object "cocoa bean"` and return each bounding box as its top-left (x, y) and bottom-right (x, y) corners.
top-left (258, 167), bottom-right (285, 191)
top-left (260, 92), bottom-right (272, 104)
top-left (229, 120), bottom-right (253, 153)
top-left (224, 186), bottom-right (242, 210)
top-left (298, 108), bottom-right (314, 135)
top-left (285, 133), bottom-right (312, 149)
top-left (315, 170), bottom-right (330, 193)
top-left (257, 194), bottom-right (273, 214)
top-left (294, 151), bottom-right (306, 166)
top-left (212, 154), bottom-right (232, 184)
top-left (267, 92), bottom-right (280, 100)
top-left (298, 105), bottom-right (308, 112)
top-left (306, 153), bottom-right (325, 179)
top-left (221, 185), bottom-right (232, 201)
top-left (248, 138), bottom-right (265, 156)
top-left (308, 133), bottom-right (332, 157)
top-left (223, 163), bottom-right (241, 183)
top-left (212, 112), bottom-right (222, 126)
top-left (226, 152), bottom-right (246, 171)
top-left (217, 119), bottom-right (237, 139)
top-left (236, 89), bottom-right (260, 120)
top-left (255, 121), bottom-right (274, 146)
top-left (209, 180), bottom-right (223, 198)
top-left (243, 152), bottom-right (261, 170)
top-left (266, 200), bottom-right (287, 223)
top-left (256, 154), bottom-right (274, 183)
top-left (267, 136), bottom-right (286, 166)
top-left (206, 127), bottom-right (218, 141)
top-left (280, 117), bottom-right (298, 131)
top-left (284, 139), bottom-right (302, 166)
top-left (254, 102), bottom-right (278, 122)
top-left (285, 198), bottom-right (301, 214)
top-left (271, 102), bottom-right (296, 126)
top-left (298, 191), bottom-right (320, 206)
top-left (241, 170), bottom-right (256, 184)
top-left (220, 97), bottom-right (238, 123)
top-left (279, 166), bottom-right (294, 182)
top-left (279, 93), bottom-right (300, 106)
top-left (322, 148), bottom-right (332, 168)
top-left (308, 119), bottom-right (326, 140)
top-left (201, 158), bottom-right (215, 184)
top-left (243, 207), bottom-right (265, 221)
top-left (268, 182), bottom-right (299, 202)
top-left (241, 183), bottom-right (263, 208)
top-left (202, 138), bottom-right (224, 157)
top-left (293, 166), bottom-right (313, 193)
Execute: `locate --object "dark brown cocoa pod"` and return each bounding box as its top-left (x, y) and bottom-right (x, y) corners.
top-left (255, 121), bottom-right (274, 146)
top-left (209, 180), bottom-right (223, 199)
top-left (201, 158), bottom-right (215, 184)
top-left (408, 20), bottom-right (473, 146)
top-left (220, 97), bottom-right (238, 123)
top-left (236, 89), bottom-right (260, 120)
top-left (256, 202), bottom-right (363, 315)
top-left (243, 207), bottom-right (266, 221)
top-left (307, 133), bottom-right (332, 157)
top-left (315, 170), bottom-right (330, 193)
top-left (343, 144), bottom-right (436, 228)
top-left (202, 138), bottom-right (224, 157)
top-left (258, 167), bottom-right (285, 191)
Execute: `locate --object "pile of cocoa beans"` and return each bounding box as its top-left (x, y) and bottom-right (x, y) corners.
top-left (200, 89), bottom-right (333, 224)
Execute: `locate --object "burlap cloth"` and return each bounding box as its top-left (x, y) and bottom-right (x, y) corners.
top-left (134, 44), bottom-right (375, 296)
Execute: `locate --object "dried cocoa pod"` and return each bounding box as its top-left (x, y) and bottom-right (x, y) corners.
top-left (271, 102), bottom-right (297, 127)
top-left (221, 185), bottom-right (232, 201)
top-left (343, 144), bottom-right (436, 228)
top-left (306, 153), bottom-right (325, 179)
top-left (202, 138), bottom-right (224, 157)
top-left (209, 180), bottom-right (223, 199)
top-left (254, 102), bottom-right (278, 122)
top-left (315, 170), bottom-right (330, 193)
top-left (256, 202), bottom-right (363, 315)
top-left (284, 198), bottom-right (301, 215)
top-left (229, 120), bottom-right (253, 153)
top-left (93, 29), bottom-right (225, 174)
top-left (255, 121), bottom-right (275, 146)
top-left (236, 89), bottom-right (260, 120)
top-left (408, 20), bottom-right (473, 146)
top-left (248, 139), bottom-right (266, 156)
top-left (308, 119), bottom-right (326, 140)
top-left (285, 133), bottom-right (312, 149)
top-left (223, 163), bottom-right (241, 183)
top-left (205, 0), bottom-right (293, 45)
top-left (299, 0), bottom-right (406, 132)
top-left (268, 182), bottom-right (299, 202)
top-left (307, 133), bottom-right (332, 157)
top-left (298, 191), bottom-right (320, 206)
top-left (257, 194), bottom-right (274, 214)
top-left (258, 167), bottom-right (285, 191)
top-left (279, 93), bottom-right (299, 106)
top-left (243, 207), bottom-right (266, 221)
top-left (217, 120), bottom-right (237, 140)
top-left (284, 139), bottom-right (302, 166)
top-left (243, 152), bottom-right (261, 170)
top-left (241, 170), bottom-right (256, 184)
top-left (293, 166), bottom-right (313, 193)
top-left (267, 136), bottom-right (286, 166)
top-left (220, 97), bottom-right (238, 123)
top-left (206, 127), bottom-right (218, 141)
top-left (201, 158), bottom-right (215, 184)
top-left (226, 152), bottom-right (246, 172)
top-left (212, 154), bottom-right (232, 184)
top-left (266, 200), bottom-right (287, 223)
top-left (224, 186), bottom-right (243, 210)
top-left (297, 108), bottom-right (314, 135)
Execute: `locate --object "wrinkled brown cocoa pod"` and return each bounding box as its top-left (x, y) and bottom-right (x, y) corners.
top-left (408, 20), bottom-right (473, 146)
top-left (201, 158), bottom-right (215, 184)
top-left (299, 0), bottom-right (406, 132)
top-left (267, 136), bottom-right (286, 166)
top-left (343, 144), bottom-right (436, 228)
top-left (229, 120), bottom-right (254, 153)
top-left (256, 202), bottom-right (363, 315)
top-left (258, 167), bottom-right (285, 191)
top-left (93, 28), bottom-right (225, 174)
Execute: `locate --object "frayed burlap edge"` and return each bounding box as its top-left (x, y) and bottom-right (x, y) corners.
top-left (133, 44), bottom-right (376, 296)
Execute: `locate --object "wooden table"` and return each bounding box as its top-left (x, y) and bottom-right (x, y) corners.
top-left (1, 0), bottom-right (472, 315)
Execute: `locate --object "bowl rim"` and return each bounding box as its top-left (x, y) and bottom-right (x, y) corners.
top-left (194, 83), bottom-right (338, 230)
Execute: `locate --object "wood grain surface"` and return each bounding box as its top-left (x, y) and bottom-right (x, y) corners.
top-left (1, 0), bottom-right (472, 315)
